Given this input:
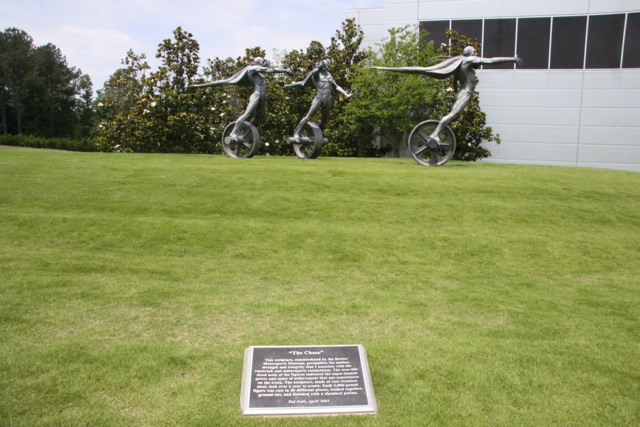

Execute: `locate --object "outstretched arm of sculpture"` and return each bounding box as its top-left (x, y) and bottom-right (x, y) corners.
top-left (285, 80), bottom-right (304, 89)
top-left (187, 79), bottom-right (228, 88)
top-left (263, 66), bottom-right (293, 75)
top-left (472, 55), bottom-right (523, 66)
top-left (368, 66), bottom-right (434, 74)
top-left (284, 66), bottom-right (320, 89)
top-left (331, 78), bottom-right (352, 98)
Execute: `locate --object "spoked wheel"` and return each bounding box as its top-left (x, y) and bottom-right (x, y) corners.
top-left (221, 121), bottom-right (261, 158)
top-left (289, 122), bottom-right (325, 159)
top-left (408, 120), bottom-right (456, 166)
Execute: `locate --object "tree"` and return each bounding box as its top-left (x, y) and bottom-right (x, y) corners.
top-left (94, 50), bottom-right (150, 152)
top-left (27, 43), bottom-right (82, 137)
top-left (322, 19), bottom-right (369, 156)
top-left (146, 27), bottom-right (213, 153)
top-left (0, 28), bottom-right (34, 134)
top-left (75, 74), bottom-right (94, 138)
top-left (0, 27), bottom-right (93, 139)
top-left (347, 25), bottom-right (438, 157)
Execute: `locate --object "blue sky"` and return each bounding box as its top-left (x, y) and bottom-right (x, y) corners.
top-left (1, 0), bottom-right (381, 91)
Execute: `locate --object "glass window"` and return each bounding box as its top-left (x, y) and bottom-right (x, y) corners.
top-left (623, 13), bottom-right (640, 68)
top-left (586, 14), bottom-right (625, 68)
top-left (483, 19), bottom-right (516, 69)
top-left (451, 20), bottom-right (483, 45)
top-left (420, 21), bottom-right (450, 51)
top-left (551, 16), bottom-right (587, 69)
top-left (517, 18), bottom-right (551, 69)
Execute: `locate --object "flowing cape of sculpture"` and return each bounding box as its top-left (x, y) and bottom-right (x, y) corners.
top-left (372, 47), bottom-right (522, 166)
top-left (189, 57), bottom-right (291, 158)
top-left (285, 60), bottom-right (352, 159)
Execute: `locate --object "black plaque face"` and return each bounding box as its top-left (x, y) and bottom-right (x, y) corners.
top-left (241, 345), bottom-right (376, 416)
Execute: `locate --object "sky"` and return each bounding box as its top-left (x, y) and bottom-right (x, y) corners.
top-left (1, 0), bottom-right (381, 91)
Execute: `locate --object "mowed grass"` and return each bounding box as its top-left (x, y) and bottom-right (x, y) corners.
top-left (1, 147), bottom-right (639, 426)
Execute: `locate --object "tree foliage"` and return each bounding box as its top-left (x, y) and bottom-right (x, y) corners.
top-left (347, 26), bottom-right (438, 157)
top-left (95, 28), bottom-right (217, 153)
top-left (0, 27), bottom-right (92, 138)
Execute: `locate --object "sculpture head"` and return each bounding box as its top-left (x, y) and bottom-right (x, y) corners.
top-left (462, 46), bottom-right (478, 57)
top-left (316, 59), bottom-right (329, 70)
top-left (253, 57), bottom-right (270, 67)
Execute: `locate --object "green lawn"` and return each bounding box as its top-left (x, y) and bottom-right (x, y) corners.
top-left (1, 147), bottom-right (639, 426)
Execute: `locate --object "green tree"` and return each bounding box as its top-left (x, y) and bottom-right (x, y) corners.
top-left (94, 50), bottom-right (150, 152)
top-left (0, 28), bottom-right (34, 134)
top-left (347, 25), bottom-right (438, 157)
top-left (75, 74), bottom-right (94, 138)
top-left (146, 27), bottom-right (213, 153)
top-left (1, 27), bottom-right (93, 139)
top-left (26, 43), bottom-right (82, 137)
top-left (322, 18), bottom-right (369, 156)
top-left (0, 31), bottom-right (8, 134)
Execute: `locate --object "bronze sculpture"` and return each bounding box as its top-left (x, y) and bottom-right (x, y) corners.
top-left (285, 60), bottom-right (351, 159)
top-left (189, 57), bottom-right (291, 158)
top-left (372, 47), bottom-right (522, 166)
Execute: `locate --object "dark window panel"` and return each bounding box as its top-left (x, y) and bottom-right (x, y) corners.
top-left (623, 13), bottom-right (640, 68)
top-left (451, 19), bottom-right (483, 45)
top-left (517, 17), bottom-right (551, 69)
top-left (586, 14), bottom-right (625, 68)
top-left (551, 16), bottom-right (587, 69)
top-left (420, 21), bottom-right (450, 51)
top-left (483, 18), bottom-right (516, 69)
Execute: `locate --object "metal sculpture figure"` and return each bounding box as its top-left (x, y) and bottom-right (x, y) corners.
top-left (285, 60), bottom-right (352, 159)
top-left (372, 47), bottom-right (522, 166)
top-left (189, 57), bottom-right (291, 158)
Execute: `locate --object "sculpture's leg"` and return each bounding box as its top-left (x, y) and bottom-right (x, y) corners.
top-left (431, 89), bottom-right (472, 139)
top-left (294, 97), bottom-right (322, 137)
top-left (318, 101), bottom-right (331, 131)
top-left (232, 93), bottom-right (261, 138)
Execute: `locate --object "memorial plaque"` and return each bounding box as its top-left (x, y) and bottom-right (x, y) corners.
top-left (241, 344), bottom-right (377, 416)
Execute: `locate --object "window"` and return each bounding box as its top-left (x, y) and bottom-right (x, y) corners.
top-left (451, 20), bottom-right (483, 44)
top-left (483, 19), bottom-right (516, 69)
top-left (517, 18), bottom-right (551, 69)
top-left (419, 12), bottom-right (639, 70)
top-left (420, 21), bottom-right (450, 50)
top-left (623, 13), bottom-right (640, 68)
top-left (551, 16), bottom-right (587, 69)
top-left (586, 14), bottom-right (625, 68)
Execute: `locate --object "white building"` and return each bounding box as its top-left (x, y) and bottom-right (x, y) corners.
top-left (347, 0), bottom-right (640, 172)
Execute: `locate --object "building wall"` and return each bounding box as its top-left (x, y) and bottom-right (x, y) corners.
top-left (347, 0), bottom-right (640, 172)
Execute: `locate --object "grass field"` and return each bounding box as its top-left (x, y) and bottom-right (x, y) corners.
top-left (1, 147), bottom-right (639, 426)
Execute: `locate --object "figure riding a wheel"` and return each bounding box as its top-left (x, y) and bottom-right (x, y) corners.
top-left (372, 47), bottom-right (522, 166)
top-left (188, 57), bottom-right (291, 158)
top-left (286, 60), bottom-right (352, 159)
